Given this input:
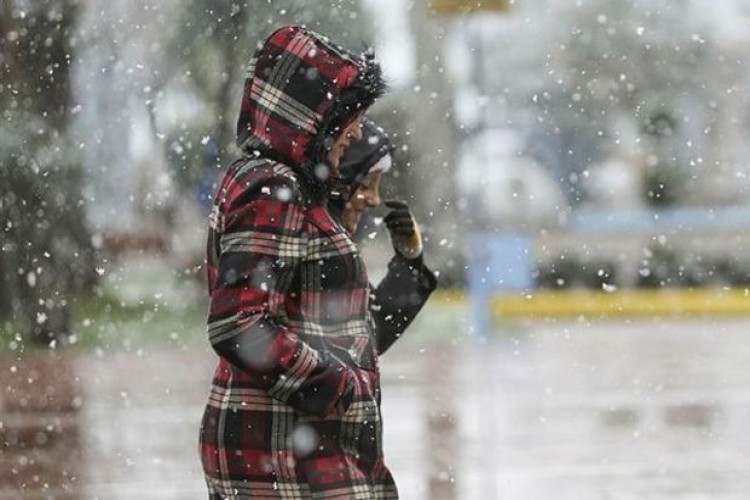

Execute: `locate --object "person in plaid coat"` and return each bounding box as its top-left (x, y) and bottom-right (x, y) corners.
top-left (199, 26), bottom-right (394, 498)
top-left (334, 118), bottom-right (438, 355)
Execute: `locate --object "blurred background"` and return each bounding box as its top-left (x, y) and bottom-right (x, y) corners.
top-left (4, 0), bottom-right (750, 498)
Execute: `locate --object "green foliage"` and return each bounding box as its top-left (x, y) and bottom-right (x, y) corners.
top-left (1, 0), bottom-right (98, 346)
top-left (68, 291), bottom-right (207, 353)
top-left (0, 289), bottom-right (207, 356)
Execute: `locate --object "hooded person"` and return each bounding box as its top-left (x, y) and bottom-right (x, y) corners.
top-left (333, 118), bottom-right (438, 355)
top-left (199, 26), bottom-right (396, 498)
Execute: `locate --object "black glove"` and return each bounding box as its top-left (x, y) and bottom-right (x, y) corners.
top-left (384, 200), bottom-right (423, 259)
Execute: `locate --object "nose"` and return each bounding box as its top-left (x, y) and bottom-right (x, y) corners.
top-left (348, 121), bottom-right (364, 142)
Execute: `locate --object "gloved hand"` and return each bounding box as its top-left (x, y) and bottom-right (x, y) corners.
top-left (384, 200), bottom-right (423, 259)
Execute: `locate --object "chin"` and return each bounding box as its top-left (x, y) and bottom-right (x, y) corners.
top-left (328, 154), bottom-right (343, 171)
top-left (344, 217), bottom-right (360, 234)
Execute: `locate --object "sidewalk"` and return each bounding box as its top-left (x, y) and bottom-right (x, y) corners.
top-left (3, 317), bottom-right (750, 499)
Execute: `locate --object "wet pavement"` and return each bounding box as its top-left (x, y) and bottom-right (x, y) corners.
top-left (3, 317), bottom-right (750, 499)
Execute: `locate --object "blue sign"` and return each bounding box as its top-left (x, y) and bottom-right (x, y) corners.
top-left (466, 232), bottom-right (532, 337)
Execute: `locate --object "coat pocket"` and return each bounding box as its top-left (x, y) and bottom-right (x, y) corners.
top-left (339, 368), bottom-right (380, 456)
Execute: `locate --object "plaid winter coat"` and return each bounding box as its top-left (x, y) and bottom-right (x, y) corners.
top-left (199, 26), bottom-right (396, 499)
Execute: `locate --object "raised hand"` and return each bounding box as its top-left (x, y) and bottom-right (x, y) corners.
top-left (383, 200), bottom-right (423, 259)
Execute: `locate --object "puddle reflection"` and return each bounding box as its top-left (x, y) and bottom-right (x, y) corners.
top-left (0, 354), bottom-right (83, 498)
top-left (424, 349), bottom-right (458, 500)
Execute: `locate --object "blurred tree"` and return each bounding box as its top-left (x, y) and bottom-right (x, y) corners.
top-left (1, 0), bottom-right (98, 346)
top-left (166, 0), bottom-right (374, 192)
top-left (486, 0), bottom-right (742, 206)
top-left (543, 1), bottom-right (714, 205)
top-left (641, 110), bottom-right (687, 206)
top-left (69, 0), bottom-right (374, 251)
top-left (405, 1), bottom-right (464, 285)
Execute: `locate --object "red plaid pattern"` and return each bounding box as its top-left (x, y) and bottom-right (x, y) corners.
top-left (200, 26), bottom-right (397, 499)
top-left (237, 26), bottom-right (361, 168)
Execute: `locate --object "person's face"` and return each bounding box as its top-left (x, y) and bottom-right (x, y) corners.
top-left (326, 114), bottom-right (364, 173)
top-left (342, 170), bottom-right (383, 234)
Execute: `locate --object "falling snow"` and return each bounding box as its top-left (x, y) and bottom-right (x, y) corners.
top-left (3, 0), bottom-right (750, 498)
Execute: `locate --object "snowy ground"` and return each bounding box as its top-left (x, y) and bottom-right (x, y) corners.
top-left (383, 316), bottom-right (750, 500)
top-left (3, 312), bottom-right (750, 499)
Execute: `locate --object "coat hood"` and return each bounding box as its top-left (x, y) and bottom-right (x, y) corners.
top-left (236, 26), bottom-right (386, 174)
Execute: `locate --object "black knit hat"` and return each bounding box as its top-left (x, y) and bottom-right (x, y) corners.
top-left (338, 118), bottom-right (395, 188)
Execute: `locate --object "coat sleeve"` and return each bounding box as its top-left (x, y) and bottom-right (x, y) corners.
top-left (207, 177), bottom-right (353, 417)
top-left (371, 253), bottom-right (438, 355)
